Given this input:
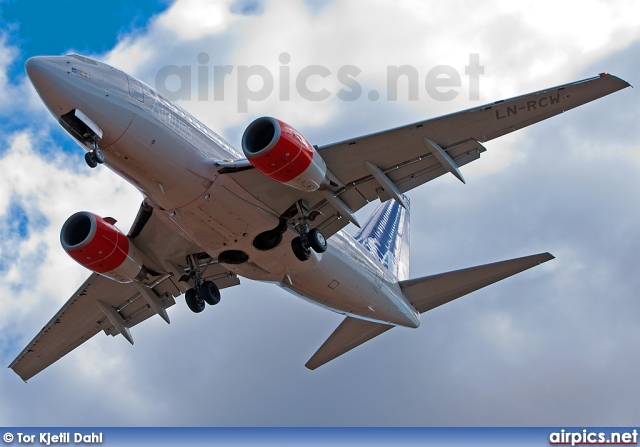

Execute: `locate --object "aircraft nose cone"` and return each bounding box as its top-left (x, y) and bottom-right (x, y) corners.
top-left (25, 56), bottom-right (55, 94)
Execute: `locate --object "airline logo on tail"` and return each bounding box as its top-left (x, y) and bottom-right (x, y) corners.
top-left (354, 196), bottom-right (411, 281)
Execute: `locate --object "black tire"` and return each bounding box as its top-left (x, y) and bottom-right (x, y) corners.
top-left (93, 148), bottom-right (105, 164)
top-left (85, 152), bottom-right (98, 168)
top-left (185, 288), bottom-right (205, 313)
top-left (308, 228), bottom-right (327, 253)
top-left (200, 280), bottom-right (221, 305)
top-left (291, 236), bottom-right (311, 261)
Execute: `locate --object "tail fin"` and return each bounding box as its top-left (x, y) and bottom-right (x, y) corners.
top-left (354, 197), bottom-right (411, 280)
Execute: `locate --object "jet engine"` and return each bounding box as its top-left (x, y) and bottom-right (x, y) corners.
top-left (241, 117), bottom-right (327, 191)
top-left (60, 211), bottom-right (145, 283)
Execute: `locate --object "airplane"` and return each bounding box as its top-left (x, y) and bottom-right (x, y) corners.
top-left (9, 53), bottom-right (630, 381)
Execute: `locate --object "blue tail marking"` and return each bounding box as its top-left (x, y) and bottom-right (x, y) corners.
top-left (354, 196), bottom-right (410, 280)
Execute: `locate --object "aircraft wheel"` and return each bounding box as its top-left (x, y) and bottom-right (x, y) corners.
top-left (85, 152), bottom-right (98, 168)
top-left (185, 288), bottom-right (205, 313)
top-left (93, 148), bottom-right (105, 164)
top-left (200, 280), bottom-right (221, 306)
top-left (308, 228), bottom-right (327, 253)
top-left (291, 237), bottom-right (311, 261)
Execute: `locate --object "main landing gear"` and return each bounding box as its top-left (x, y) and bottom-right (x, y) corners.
top-left (290, 200), bottom-right (328, 262)
top-left (184, 254), bottom-right (221, 314)
top-left (185, 280), bottom-right (220, 313)
top-left (291, 228), bottom-right (327, 261)
top-left (85, 140), bottom-right (105, 168)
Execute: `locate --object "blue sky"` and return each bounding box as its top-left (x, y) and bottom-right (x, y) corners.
top-left (0, 0), bottom-right (638, 428)
top-left (0, 0), bottom-right (171, 145)
top-left (0, 0), bottom-right (170, 72)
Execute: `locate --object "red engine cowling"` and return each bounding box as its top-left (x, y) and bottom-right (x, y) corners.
top-left (60, 211), bottom-right (145, 283)
top-left (241, 117), bottom-right (327, 191)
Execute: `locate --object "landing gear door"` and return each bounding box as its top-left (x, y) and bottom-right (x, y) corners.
top-left (74, 109), bottom-right (103, 140)
top-left (59, 109), bottom-right (103, 142)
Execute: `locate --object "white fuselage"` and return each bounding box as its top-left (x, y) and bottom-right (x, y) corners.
top-left (27, 55), bottom-right (420, 328)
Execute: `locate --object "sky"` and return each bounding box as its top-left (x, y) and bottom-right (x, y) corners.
top-left (0, 0), bottom-right (639, 427)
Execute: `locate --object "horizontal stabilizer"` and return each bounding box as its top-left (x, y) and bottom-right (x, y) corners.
top-left (306, 252), bottom-right (553, 370)
top-left (305, 317), bottom-right (393, 370)
top-left (399, 252), bottom-right (554, 313)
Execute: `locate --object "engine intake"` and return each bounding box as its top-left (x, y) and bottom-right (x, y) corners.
top-left (242, 117), bottom-right (327, 191)
top-left (61, 211), bottom-right (145, 283)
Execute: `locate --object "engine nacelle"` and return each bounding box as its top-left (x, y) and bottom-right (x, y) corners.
top-left (60, 211), bottom-right (145, 283)
top-left (241, 117), bottom-right (327, 191)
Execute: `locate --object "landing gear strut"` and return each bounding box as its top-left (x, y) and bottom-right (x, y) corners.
top-left (85, 140), bottom-right (105, 168)
top-left (291, 200), bottom-right (328, 262)
top-left (184, 254), bottom-right (221, 313)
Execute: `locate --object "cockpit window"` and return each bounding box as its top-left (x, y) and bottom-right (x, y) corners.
top-left (68, 54), bottom-right (98, 65)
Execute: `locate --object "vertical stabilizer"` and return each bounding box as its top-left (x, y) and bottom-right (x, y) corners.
top-left (354, 196), bottom-right (410, 280)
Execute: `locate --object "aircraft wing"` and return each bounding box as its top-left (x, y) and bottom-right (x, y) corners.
top-left (9, 201), bottom-right (240, 382)
top-left (223, 74), bottom-right (630, 237)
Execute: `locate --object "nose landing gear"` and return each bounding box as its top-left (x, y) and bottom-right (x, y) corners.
top-left (59, 109), bottom-right (106, 169)
top-left (85, 140), bottom-right (105, 168)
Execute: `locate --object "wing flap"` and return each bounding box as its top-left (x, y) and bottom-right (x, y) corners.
top-left (393, 140), bottom-right (484, 195)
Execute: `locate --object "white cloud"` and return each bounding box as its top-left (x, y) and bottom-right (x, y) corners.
top-left (158, 0), bottom-right (237, 40)
top-left (0, 130), bottom-right (141, 333)
top-left (93, 0), bottom-right (640, 152)
top-left (0, 34), bottom-right (18, 110)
